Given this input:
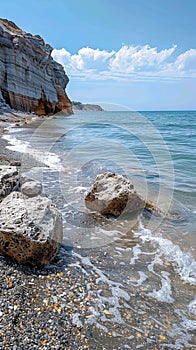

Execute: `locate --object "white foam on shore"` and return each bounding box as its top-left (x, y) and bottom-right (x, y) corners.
top-left (148, 271), bottom-right (174, 303)
top-left (188, 297), bottom-right (196, 315)
top-left (132, 271), bottom-right (148, 287)
top-left (73, 252), bottom-right (131, 326)
top-left (3, 134), bottom-right (28, 153)
top-left (167, 309), bottom-right (196, 349)
top-left (3, 133), bottom-right (63, 171)
top-left (134, 219), bottom-right (196, 286)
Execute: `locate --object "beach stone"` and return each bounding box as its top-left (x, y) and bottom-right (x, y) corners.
top-left (0, 191), bottom-right (63, 265)
top-left (21, 179), bottom-right (42, 197)
top-left (0, 165), bottom-right (19, 201)
top-left (85, 172), bottom-right (145, 217)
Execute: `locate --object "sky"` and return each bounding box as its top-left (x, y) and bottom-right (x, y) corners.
top-left (1, 0), bottom-right (196, 110)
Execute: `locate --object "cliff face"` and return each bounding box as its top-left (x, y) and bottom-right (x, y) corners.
top-left (0, 19), bottom-right (72, 115)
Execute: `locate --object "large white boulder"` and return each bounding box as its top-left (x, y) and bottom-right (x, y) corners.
top-left (0, 191), bottom-right (63, 265)
top-left (85, 172), bottom-right (145, 217)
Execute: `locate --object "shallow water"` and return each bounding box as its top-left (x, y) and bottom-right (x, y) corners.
top-left (3, 110), bottom-right (196, 349)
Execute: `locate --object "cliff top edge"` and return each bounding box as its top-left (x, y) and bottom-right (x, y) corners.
top-left (0, 18), bottom-right (23, 34)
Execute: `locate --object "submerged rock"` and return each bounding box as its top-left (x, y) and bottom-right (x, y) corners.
top-left (85, 172), bottom-right (145, 217)
top-left (0, 191), bottom-right (63, 265)
top-left (0, 165), bottom-right (19, 201)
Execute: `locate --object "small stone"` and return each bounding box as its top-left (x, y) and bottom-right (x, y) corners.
top-left (21, 180), bottom-right (42, 197)
top-left (41, 340), bottom-right (48, 345)
top-left (103, 309), bottom-right (112, 316)
top-left (159, 334), bottom-right (167, 341)
top-left (8, 281), bottom-right (13, 288)
top-left (53, 296), bottom-right (58, 303)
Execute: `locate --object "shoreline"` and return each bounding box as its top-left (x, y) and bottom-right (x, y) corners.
top-left (1, 112), bottom-right (140, 350)
top-left (0, 110), bottom-right (61, 166)
top-left (0, 111), bottom-right (196, 350)
top-left (0, 110), bottom-right (38, 165)
top-left (0, 111), bottom-right (94, 349)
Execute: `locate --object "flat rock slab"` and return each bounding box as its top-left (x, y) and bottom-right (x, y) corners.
top-left (85, 172), bottom-right (145, 217)
top-left (0, 191), bottom-right (63, 265)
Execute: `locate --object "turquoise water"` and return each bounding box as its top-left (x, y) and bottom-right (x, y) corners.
top-left (4, 110), bottom-right (196, 349)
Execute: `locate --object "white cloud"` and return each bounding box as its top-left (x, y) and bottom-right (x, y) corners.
top-left (52, 47), bottom-right (115, 72)
top-left (52, 48), bottom-right (71, 66)
top-left (172, 49), bottom-right (196, 71)
top-left (71, 47), bottom-right (115, 70)
top-left (52, 45), bottom-right (196, 80)
top-left (109, 45), bottom-right (176, 73)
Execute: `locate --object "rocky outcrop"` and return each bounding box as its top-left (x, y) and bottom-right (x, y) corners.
top-left (0, 18), bottom-right (72, 115)
top-left (72, 101), bottom-right (103, 112)
top-left (85, 172), bottom-right (146, 217)
top-left (0, 165), bottom-right (19, 201)
top-left (0, 90), bottom-right (10, 111)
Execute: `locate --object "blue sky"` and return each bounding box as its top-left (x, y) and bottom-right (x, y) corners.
top-left (1, 0), bottom-right (196, 110)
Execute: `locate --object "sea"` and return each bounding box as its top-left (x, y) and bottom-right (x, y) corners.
top-left (3, 110), bottom-right (196, 349)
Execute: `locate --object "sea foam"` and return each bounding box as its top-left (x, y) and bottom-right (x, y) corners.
top-left (3, 133), bottom-right (62, 171)
top-left (134, 219), bottom-right (196, 286)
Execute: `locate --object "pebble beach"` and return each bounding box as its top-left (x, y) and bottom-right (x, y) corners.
top-left (0, 115), bottom-right (91, 350)
top-left (0, 112), bottom-right (196, 350)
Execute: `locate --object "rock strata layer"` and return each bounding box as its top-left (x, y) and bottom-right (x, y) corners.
top-left (85, 172), bottom-right (146, 217)
top-left (0, 18), bottom-right (72, 115)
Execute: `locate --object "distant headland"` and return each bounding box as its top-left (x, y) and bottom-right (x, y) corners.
top-left (72, 101), bottom-right (104, 112)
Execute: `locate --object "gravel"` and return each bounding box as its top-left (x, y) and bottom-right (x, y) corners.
top-left (0, 246), bottom-right (94, 350)
top-left (0, 118), bottom-right (94, 349)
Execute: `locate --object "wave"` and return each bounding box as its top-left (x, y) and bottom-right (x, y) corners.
top-left (3, 133), bottom-right (62, 171)
top-left (134, 219), bottom-right (196, 286)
